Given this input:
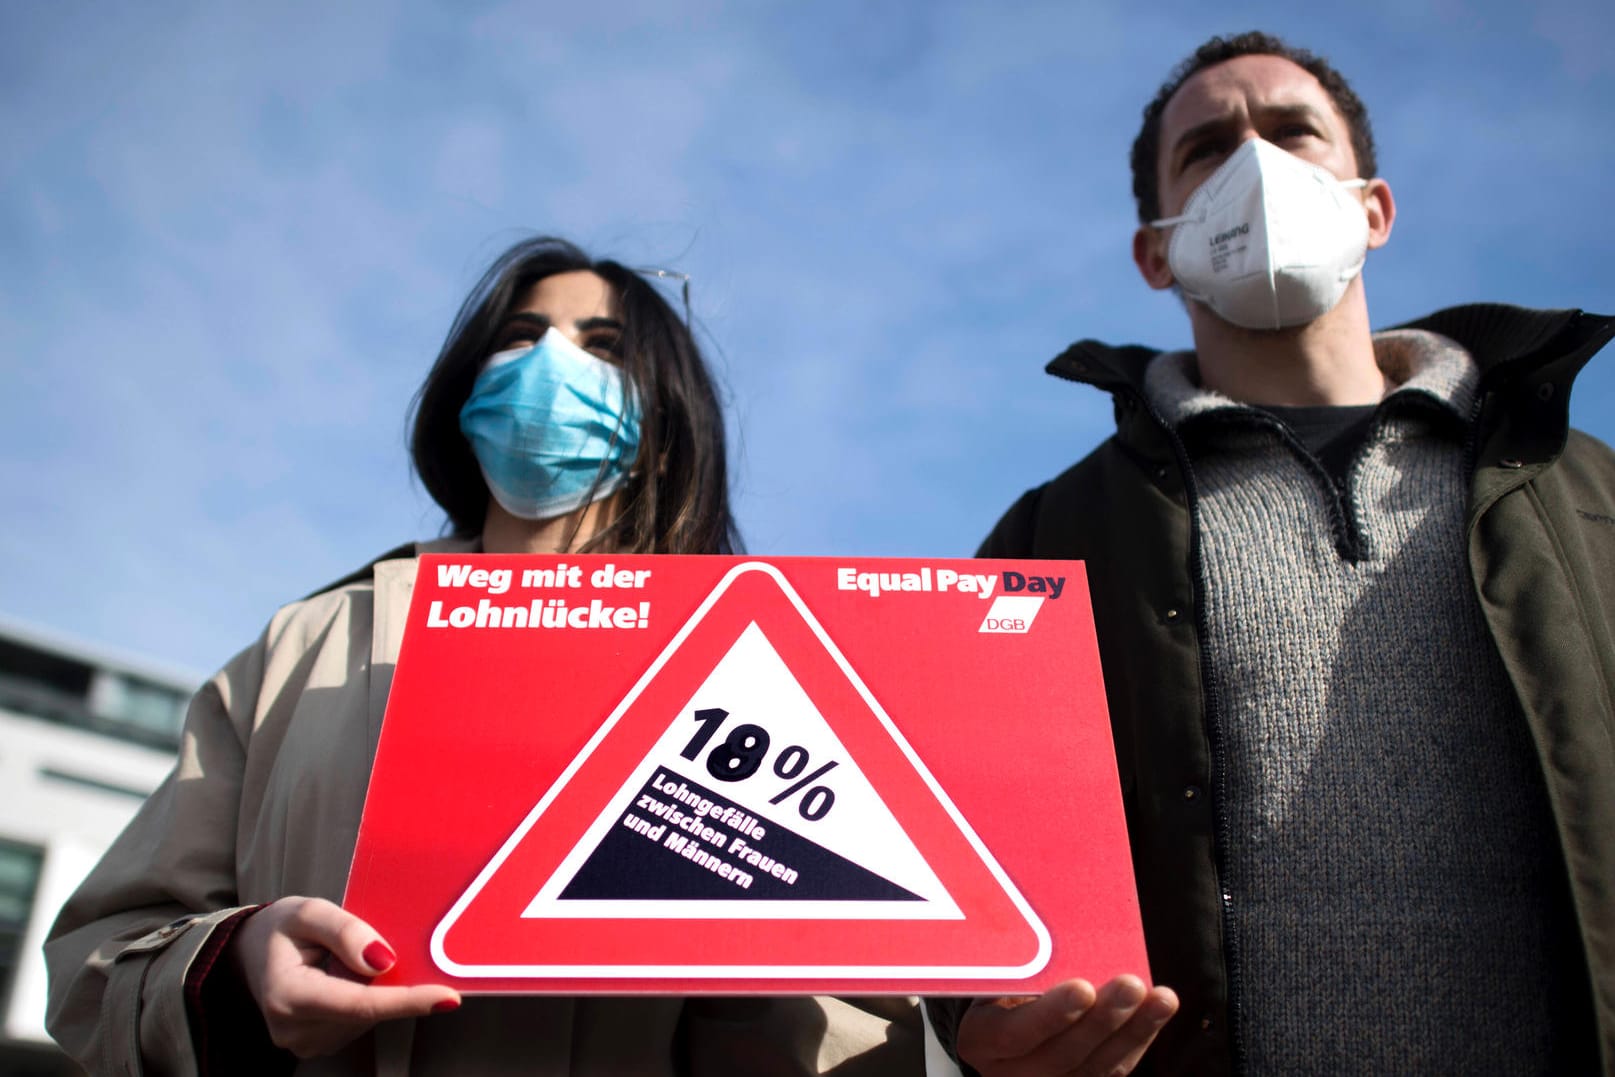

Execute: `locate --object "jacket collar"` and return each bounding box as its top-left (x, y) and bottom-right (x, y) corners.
top-left (1046, 303), bottom-right (1614, 401)
top-left (367, 535), bottom-right (479, 759)
top-left (1394, 305), bottom-right (1612, 384)
top-left (1144, 329), bottom-right (1480, 430)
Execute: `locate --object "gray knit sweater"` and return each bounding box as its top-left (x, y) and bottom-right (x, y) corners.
top-left (1144, 330), bottom-right (1589, 1073)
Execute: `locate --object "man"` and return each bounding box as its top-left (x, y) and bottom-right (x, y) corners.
top-left (928, 31), bottom-right (1615, 1076)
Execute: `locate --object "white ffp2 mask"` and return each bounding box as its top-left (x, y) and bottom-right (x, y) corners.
top-left (1152, 138), bottom-right (1370, 331)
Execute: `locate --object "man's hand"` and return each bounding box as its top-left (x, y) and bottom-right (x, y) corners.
top-left (229, 896), bottom-right (461, 1059)
top-left (956, 975), bottom-right (1178, 1076)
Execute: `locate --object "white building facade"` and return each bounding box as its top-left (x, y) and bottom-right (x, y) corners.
top-left (0, 615), bottom-right (196, 1075)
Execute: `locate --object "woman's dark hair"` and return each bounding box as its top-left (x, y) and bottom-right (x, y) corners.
top-left (1130, 31), bottom-right (1377, 223)
top-left (410, 236), bottom-right (740, 555)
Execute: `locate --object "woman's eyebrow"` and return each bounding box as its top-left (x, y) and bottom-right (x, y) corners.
top-left (575, 316), bottom-right (624, 332)
top-left (500, 311), bottom-right (550, 332)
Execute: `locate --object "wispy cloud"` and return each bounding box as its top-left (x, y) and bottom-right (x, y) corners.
top-left (3, 0), bottom-right (1612, 669)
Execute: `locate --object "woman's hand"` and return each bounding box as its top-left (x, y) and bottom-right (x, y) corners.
top-left (956, 975), bottom-right (1178, 1076)
top-left (228, 896), bottom-right (461, 1059)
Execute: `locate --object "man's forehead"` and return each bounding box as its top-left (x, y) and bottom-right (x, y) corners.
top-left (1160, 53), bottom-right (1339, 136)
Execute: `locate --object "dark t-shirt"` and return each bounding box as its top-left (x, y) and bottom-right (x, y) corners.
top-left (1259, 403), bottom-right (1377, 490)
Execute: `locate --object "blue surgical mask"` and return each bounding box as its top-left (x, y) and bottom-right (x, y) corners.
top-left (459, 328), bottom-right (641, 520)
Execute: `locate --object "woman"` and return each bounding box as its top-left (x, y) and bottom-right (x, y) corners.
top-left (45, 237), bottom-right (919, 1075)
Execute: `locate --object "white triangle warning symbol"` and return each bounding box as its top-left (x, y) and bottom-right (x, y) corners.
top-left (523, 621), bottom-right (961, 921)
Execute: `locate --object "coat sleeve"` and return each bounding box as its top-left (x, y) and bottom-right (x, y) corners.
top-left (44, 635), bottom-right (270, 1077)
top-left (917, 486), bottom-right (1052, 1074)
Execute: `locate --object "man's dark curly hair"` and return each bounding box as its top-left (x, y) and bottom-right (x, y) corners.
top-left (1129, 31), bottom-right (1377, 223)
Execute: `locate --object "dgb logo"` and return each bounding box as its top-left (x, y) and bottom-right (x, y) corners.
top-left (978, 597), bottom-right (1044, 635)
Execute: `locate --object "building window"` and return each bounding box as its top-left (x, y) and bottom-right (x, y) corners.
top-left (0, 630), bottom-right (190, 750)
top-left (0, 841), bottom-right (43, 1022)
top-left (88, 672), bottom-right (187, 743)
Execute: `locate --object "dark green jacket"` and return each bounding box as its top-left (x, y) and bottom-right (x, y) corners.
top-left (934, 305), bottom-right (1615, 1075)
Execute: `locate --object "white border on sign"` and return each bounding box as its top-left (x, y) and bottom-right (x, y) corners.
top-left (429, 561), bottom-right (1053, 980)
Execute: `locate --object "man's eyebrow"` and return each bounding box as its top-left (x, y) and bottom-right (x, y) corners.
top-left (1253, 101), bottom-right (1329, 127)
top-left (1168, 101), bottom-right (1331, 175)
top-left (1169, 115), bottom-right (1239, 168)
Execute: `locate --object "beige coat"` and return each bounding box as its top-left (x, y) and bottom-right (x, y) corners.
top-left (45, 540), bottom-right (920, 1076)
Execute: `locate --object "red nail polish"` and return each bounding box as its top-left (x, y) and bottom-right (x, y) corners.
top-left (432, 998), bottom-right (462, 1014)
top-left (362, 940), bottom-right (396, 972)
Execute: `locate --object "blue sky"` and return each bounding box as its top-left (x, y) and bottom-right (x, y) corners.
top-left (3, 0), bottom-right (1613, 675)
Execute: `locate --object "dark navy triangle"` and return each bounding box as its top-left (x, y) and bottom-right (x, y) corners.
top-left (560, 770), bottom-right (921, 901)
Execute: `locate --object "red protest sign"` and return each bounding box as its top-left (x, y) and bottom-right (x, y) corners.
top-left (344, 556), bottom-right (1145, 995)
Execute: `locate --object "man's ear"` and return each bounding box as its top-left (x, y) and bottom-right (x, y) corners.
top-left (1364, 177), bottom-right (1396, 250)
top-left (1133, 225), bottom-right (1175, 290)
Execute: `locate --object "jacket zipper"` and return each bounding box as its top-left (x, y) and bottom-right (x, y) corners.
top-left (1048, 355), bottom-right (1247, 1072)
top-left (1194, 409), bottom-right (1371, 563)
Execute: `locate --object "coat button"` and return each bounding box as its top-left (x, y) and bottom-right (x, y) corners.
top-left (1182, 785), bottom-right (1201, 801)
top-left (1164, 608), bottom-right (1182, 622)
top-left (1537, 383), bottom-right (1555, 401)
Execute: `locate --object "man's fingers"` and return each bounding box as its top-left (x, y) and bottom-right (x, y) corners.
top-left (959, 980), bottom-right (1099, 1062)
top-left (1066, 985), bottom-right (1179, 1077)
top-left (1010, 976), bottom-right (1172, 1075)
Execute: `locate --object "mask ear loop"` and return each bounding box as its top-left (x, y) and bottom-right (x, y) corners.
top-left (1152, 176), bottom-right (1368, 231)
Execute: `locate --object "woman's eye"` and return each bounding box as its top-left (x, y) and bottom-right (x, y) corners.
top-left (584, 336), bottom-right (624, 361)
top-left (492, 326), bottom-right (539, 351)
